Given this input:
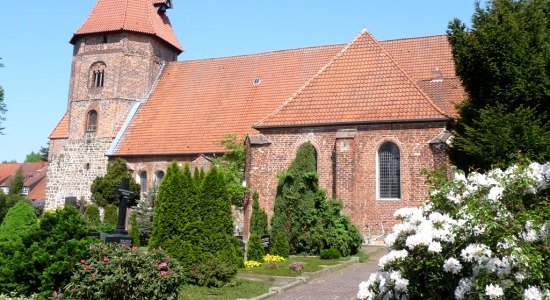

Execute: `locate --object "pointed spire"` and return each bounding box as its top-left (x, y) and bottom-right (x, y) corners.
top-left (71, 0), bottom-right (183, 53)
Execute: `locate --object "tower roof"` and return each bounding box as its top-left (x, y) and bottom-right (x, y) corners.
top-left (71, 0), bottom-right (183, 53)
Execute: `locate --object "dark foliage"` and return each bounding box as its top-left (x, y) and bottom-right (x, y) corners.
top-left (270, 143), bottom-right (362, 256)
top-left (62, 243), bottom-right (183, 300)
top-left (447, 0), bottom-right (550, 171)
top-left (249, 191), bottom-right (268, 236)
top-left (128, 211), bottom-right (140, 247)
top-left (0, 201), bottom-right (37, 241)
top-left (90, 158), bottom-right (140, 207)
top-left (8, 168), bottom-right (24, 195)
top-left (0, 206), bottom-right (94, 297)
top-left (246, 234), bottom-right (264, 262)
top-left (103, 203), bottom-right (118, 227)
top-left (320, 248), bottom-right (341, 260)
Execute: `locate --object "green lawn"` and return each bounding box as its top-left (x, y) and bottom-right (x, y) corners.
top-left (178, 279), bottom-right (271, 300)
top-left (239, 256), bottom-right (350, 277)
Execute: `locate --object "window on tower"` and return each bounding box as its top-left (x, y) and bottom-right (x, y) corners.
top-left (89, 62), bottom-right (106, 89)
top-left (87, 110), bottom-right (98, 132)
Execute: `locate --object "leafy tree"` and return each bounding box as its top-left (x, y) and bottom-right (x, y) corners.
top-left (0, 59), bottom-right (6, 135)
top-left (0, 201), bottom-right (37, 241)
top-left (211, 134), bottom-right (247, 207)
top-left (249, 191), bottom-right (268, 236)
top-left (270, 143), bottom-right (362, 255)
top-left (90, 158), bottom-right (140, 207)
top-left (8, 168), bottom-right (24, 195)
top-left (39, 144), bottom-right (49, 162)
top-left (447, 0), bottom-right (550, 171)
top-left (24, 151), bottom-right (42, 163)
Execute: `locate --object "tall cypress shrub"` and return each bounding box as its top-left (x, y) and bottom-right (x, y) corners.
top-left (270, 142), bottom-right (362, 255)
top-left (128, 211), bottom-right (140, 247)
top-left (250, 191), bottom-right (268, 236)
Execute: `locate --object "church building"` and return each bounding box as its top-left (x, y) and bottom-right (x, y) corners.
top-left (46, 0), bottom-right (465, 234)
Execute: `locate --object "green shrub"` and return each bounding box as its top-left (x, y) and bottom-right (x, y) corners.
top-left (0, 201), bottom-right (36, 241)
top-left (246, 234), bottom-right (264, 262)
top-left (0, 206), bottom-right (93, 297)
top-left (320, 248), bottom-right (341, 260)
top-left (270, 232), bottom-right (290, 258)
top-left (150, 163), bottom-right (240, 286)
top-left (128, 211), bottom-right (140, 247)
top-left (90, 158), bottom-right (140, 207)
top-left (62, 243), bottom-right (183, 299)
top-left (103, 204), bottom-right (118, 227)
top-left (188, 256), bottom-right (237, 287)
top-left (0, 193), bottom-right (27, 224)
top-left (84, 204), bottom-right (100, 228)
top-left (249, 191), bottom-right (268, 236)
top-left (96, 222), bottom-right (115, 234)
top-left (270, 142), bottom-right (362, 255)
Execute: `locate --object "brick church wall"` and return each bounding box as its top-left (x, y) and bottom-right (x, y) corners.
top-left (246, 121), bottom-right (448, 236)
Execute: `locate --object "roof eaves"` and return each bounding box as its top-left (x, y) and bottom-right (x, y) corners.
top-left (254, 117), bottom-right (450, 130)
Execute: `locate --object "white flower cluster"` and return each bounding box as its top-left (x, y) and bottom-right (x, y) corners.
top-left (358, 163), bottom-right (550, 300)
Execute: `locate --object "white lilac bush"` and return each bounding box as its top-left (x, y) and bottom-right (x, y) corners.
top-left (358, 163), bottom-right (549, 300)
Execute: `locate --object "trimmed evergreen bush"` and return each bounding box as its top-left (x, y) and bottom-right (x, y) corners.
top-left (150, 163), bottom-right (240, 286)
top-left (249, 191), bottom-right (268, 236)
top-left (128, 211), bottom-right (140, 247)
top-left (0, 201), bottom-right (36, 241)
top-left (84, 204), bottom-right (100, 228)
top-left (103, 204), bottom-right (118, 227)
top-left (247, 234), bottom-right (264, 262)
top-left (0, 206), bottom-right (93, 297)
top-left (90, 158), bottom-right (140, 207)
top-left (320, 248), bottom-right (341, 260)
top-left (270, 142), bottom-right (362, 255)
top-left (270, 232), bottom-right (290, 258)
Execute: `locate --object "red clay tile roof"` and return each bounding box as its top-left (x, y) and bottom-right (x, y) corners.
top-left (49, 112), bottom-right (69, 139)
top-left (71, 0), bottom-right (183, 52)
top-left (255, 30), bottom-right (447, 128)
top-left (112, 45), bottom-right (344, 155)
top-left (0, 162), bottom-right (47, 200)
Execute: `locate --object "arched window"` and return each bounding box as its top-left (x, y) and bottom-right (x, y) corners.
top-left (86, 110), bottom-right (98, 132)
top-left (139, 171), bottom-right (147, 193)
top-left (154, 170), bottom-right (165, 187)
top-left (378, 142), bottom-right (401, 199)
top-left (89, 62), bottom-right (106, 88)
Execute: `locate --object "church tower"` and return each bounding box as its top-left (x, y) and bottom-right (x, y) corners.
top-left (46, 0), bottom-right (183, 208)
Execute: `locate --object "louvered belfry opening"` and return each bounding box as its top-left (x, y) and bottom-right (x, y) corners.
top-left (378, 142), bottom-right (401, 199)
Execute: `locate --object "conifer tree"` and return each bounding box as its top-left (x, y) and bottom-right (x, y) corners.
top-left (128, 211), bottom-right (140, 247)
top-left (0, 201), bottom-right (36, 241)
top-left (246, 234), bottom-right (264, 262)
top-left (447, 0), bottom-right (550, 171)
top-left (90, 158), bottom-right (140, 207)
top-left (84, 204), bottom-right (101, 228)
top-left (103, 204), bottom-right (118, 227)
top-left (270, 142), bottom-right (362, 255)
top-left (250, 191), bottom-right (268, 236)
top-left (8, 168), bottom-right (24, 195)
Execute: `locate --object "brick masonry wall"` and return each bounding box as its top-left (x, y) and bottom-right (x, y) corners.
top-left (246, 122), bottom-right (449, 236)
top-left (46, 32), bottom-right (179, 209)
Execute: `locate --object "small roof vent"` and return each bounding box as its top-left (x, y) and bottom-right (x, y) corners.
top-left (253, 77), bottom-right (261, 86)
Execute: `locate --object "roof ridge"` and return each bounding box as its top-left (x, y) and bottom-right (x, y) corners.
top-left (380, 34), bottom-right (447, 43)
top-left (174, 43), bottom-right (346, 63)
top-left (368, 31), bottom-right (449, 117)
top-left (255, 30), bottom-right (366, 127)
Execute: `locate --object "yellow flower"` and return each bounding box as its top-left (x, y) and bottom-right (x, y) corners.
top-left (244, 260), bottom-right (262, 268)
top-left (263, 254), bottom-right (286, 263)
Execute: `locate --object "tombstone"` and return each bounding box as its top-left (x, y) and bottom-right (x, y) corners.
top-left (64, 196), bottom-right (78, 208)
top-left (100, 178), bottom-right (133, 247)
top-left (261, 234), bottom-right (270, 253)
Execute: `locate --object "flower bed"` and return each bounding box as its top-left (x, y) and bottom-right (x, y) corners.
top-left (358, 163), bottom-right (549, 299)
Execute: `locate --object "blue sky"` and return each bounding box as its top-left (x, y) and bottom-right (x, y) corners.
top-left (0, 0), bottom-right (477, 162)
